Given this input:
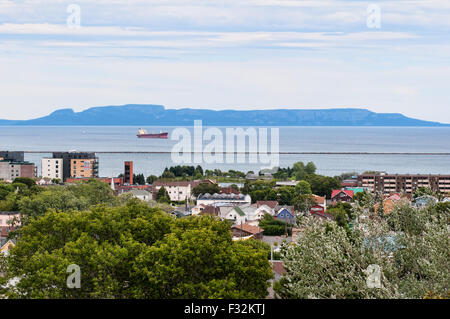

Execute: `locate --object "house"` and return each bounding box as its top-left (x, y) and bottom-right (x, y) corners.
top-left (231, 223), bottom-right (264, 240)
top-left (331, 190), bottom-right (354, 204)
top-left (256, 201), bottom-right (279, 209)
top-left (312, 194), bottom-right (326, 209)
top-left (0, 239), bottom-right (15, 256)
top-left (191, 204), bottom-right (207, 215)
top-left (225, 206), bottom-right (250, 225)
top-left (274, 206), bottom-right (296, 224)
top-left (128, 189), bottom-right (152, 202)
top-left (197, 193), bottom-right (251, 206)
top-left (414, 195), bottom-right (438, 208)
top-left (309, 205), bottom-right (335, 220)
top-left (275, 181), bottom-right (298, 187)
top-left (198, 205), bottom-right (220, 217)
top-left (152, 179), bottom-right (216, 202)
top-left (171, 205), bottom-right (192, 218)
top-left (374, 194), bottom-right (410, 215)
top-left (254, 204), bottom-right (276, 217)
top-left (344, 187), bottom-right (364, 195)
top-left (0, 212), bottom-right (20, 228)
top-left (341, 179), bottom-right (358, 188)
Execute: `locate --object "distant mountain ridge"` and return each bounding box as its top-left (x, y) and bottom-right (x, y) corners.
top-left (0, 104), bottom-right (448, 126)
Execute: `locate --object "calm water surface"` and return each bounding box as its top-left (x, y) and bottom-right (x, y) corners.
top-left (0, 126), bottom-right (449, 177)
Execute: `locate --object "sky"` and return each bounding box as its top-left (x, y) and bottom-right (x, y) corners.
top-left (0, 0), bottom-right (449, 123)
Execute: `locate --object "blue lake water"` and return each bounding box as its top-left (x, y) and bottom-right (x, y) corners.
top-left (0, 126), bottom-right (449, 177)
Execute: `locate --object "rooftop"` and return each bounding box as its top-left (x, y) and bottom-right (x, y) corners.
top-left (231, 223), bottom-right (264, 235)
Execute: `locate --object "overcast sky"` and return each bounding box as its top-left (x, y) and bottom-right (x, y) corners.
top-left (0, 0), bottom-right (449, 123)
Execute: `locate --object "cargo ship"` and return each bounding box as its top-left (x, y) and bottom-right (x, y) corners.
top-left (137, 128), bottom-right (168, 139)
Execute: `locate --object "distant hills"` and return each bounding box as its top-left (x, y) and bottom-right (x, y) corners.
top-left (0, 104), bottom-right (448, 126)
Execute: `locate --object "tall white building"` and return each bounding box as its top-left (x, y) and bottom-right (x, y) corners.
top-left (41, 158), bottom-right (63, 180)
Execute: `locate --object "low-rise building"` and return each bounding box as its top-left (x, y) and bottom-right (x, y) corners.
top-left (331, 189), bottom-right (354, 204)
top-left (0, 212), bottom-right (20, 228)
top-left (274, 206), bottom-right (296, 224)
top-left (231, 223), bottom-right (264, 240)
top-left (128, 189), bottom-right (152, 202)
top-left (197, 193), bottom-right (251, 206)
top-left (0, 239), bottom-right (15, 256)
top-left (152, 179), bottom-right (216, 202)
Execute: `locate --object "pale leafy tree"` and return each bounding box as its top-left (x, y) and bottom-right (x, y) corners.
top-left (276, 199), bottom-right (449, 299)
top-left (275, 218), bottom-right (399, 299)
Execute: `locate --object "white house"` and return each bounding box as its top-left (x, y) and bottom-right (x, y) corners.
top-left (224, 206), bottom-right (249, 225)
top-left (254, 204), bottom-right (275, 217)
top-left (152, 180), bottom-right (216, 202)
top-left (129, 189), bottom-right (152, 202)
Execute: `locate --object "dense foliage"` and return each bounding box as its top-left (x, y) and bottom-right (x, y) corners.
top-left (275, 197), bottom-right (450, 299)
top-left (192, 183), bottom-right (221, 197)
top-left (0, 200), bottom-right (273, 298)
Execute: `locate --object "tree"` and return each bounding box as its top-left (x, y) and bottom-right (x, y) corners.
top-left (292, 194), bottom-right (316, 213)
top-left (146, 175), bottom-right (158, 185)
top-left (304, 162), bottom-right (317, 175)
top-left (0, 201), bottom-right (273, 298)
top-left (275, 220), bottom-right (398, 299)
top-left (292, 162), bottom-right (306, 180)
top-left (13, 177), bottom-right (36, 188)
top-left (161, 170), bottom-right (176, 179)
top-left (413, 187), bottom-right (440, 200)
top-left (17, 180), bottom-right (118, 221)
top-left (304, 174), bottom-right (341, 198)
top-left (0, 183), bottom-right (14, 201)
top-left (277, 186), bottom-right (295, 205)
top-left (192, 183), bottom-right (220, 197)
top-left (155, 187), bottom-right (171, 203)
top-left (259, 214), bottom-right (293, 236)
top-left (133, 174), bottom-right (146, 185)
top-left (194, 165), bottom-right (204, 176)
top-left (275, 201), bottom-right (449, 299)
top-left (295, 180), bottom-right (312, 195)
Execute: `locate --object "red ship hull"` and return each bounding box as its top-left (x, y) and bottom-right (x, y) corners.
top-left (137, 132), bottom-right (168, 139)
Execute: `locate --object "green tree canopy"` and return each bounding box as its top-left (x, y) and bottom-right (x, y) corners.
top-left (295, 180), bottom-right (312, 195)
top-left (192, 183), bottom-right (220, 197)
top-left (0, 201), bottom-right (273, 299)
top-left (155, 186), bottom-right (171, 203)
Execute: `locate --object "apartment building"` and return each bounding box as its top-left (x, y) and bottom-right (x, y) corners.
top-left (52, 152), bottom-right (98, 181)
top-left (71, 158), bottom-right (97, 178)
top-left (0, 160), bottom-right (36, 181)
top-left (41, 158), bottom-right (63, 180)
top-left (358, 173), bottom-right (450, 195)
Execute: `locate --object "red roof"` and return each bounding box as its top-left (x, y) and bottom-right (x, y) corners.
top-left (312, 194), bottom-right (325, 205)
top-left (331, 189), bottom-right (354, 199)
